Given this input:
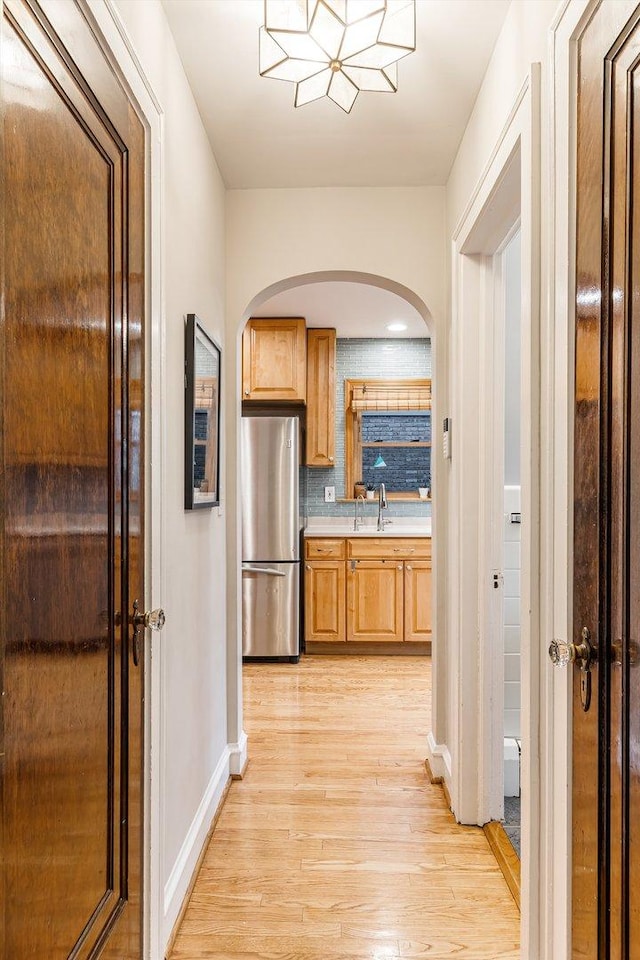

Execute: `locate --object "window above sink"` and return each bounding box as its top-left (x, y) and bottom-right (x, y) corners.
top-left (344, 378), bottom-right (432, 500)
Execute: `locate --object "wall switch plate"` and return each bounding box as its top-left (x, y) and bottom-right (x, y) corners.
top-left (324, 486), bottom-right (336, 503)
top-left (443, 417), bottom-right (452, 460)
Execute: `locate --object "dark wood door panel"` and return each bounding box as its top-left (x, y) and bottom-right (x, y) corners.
top-left (574, 6), bottom-right (607, 953)
top-left (1, 1), bottom-right (145, 958)
top-left (626, 37), bottom-right (640, 958)
top-left (573, 4), bottom-right (640, 959)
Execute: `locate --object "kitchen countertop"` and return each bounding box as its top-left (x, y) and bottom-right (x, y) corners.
top-left (304, 517), bottom-right (431, 538)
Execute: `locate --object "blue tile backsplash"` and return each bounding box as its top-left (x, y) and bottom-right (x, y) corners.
top-left (302, 338), bottom-right (433, 519)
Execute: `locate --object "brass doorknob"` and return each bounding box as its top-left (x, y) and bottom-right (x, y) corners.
top-left (131, 601), bottom-right (165, 667)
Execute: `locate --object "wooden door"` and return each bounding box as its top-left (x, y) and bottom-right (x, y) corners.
top-left (1, 2), bottom-right (145, 958)
top-left (304, 561), bottom-right (346, 642)
top-left (346, 560), bottom-right (403, 642)
top-left (404, 561), bottom-right (432, 642)
top-left (305, 328), bottom-right (336, 466)
top-left (242, 318), bottom-right (307, 401)
top-left (571, 2), bottom-right (640, 956)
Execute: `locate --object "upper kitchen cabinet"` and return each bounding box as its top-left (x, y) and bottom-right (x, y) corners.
top-left (305, 328), bottom-right (336, 467)
top-left (242, 318), bottom-right (306, 402)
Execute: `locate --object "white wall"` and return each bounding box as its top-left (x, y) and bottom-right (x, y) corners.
top-left (503, 230), bottom-right (521, 743)
top-left (447, 0), bottom-right (561, 235)
top-left (504, 485), bottom-right (522, 739)
top-left (504, 231), bottom-right (522, 487)
top-left (225, 185), bottom-right (449, 751)
top-left (112, 0), bottom-right (228, 948)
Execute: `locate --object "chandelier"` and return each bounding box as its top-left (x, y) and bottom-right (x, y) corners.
top-left (259, 0), bottom-right (416, 114)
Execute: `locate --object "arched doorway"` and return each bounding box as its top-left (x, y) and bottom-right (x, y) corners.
top-left (227, 271), bottom-right (441, 774)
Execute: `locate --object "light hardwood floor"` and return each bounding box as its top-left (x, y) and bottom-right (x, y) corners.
top-left (169, 656), bottom-right (520, 959)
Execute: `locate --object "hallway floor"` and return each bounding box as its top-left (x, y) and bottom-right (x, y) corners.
top-left (170, 656), bottom-right (520, 959)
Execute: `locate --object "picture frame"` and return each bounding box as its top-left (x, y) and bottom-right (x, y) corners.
top-left (185, 313), bottom-right (221, 509)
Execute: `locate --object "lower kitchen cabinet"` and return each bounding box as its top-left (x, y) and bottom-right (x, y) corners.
top-left (346, 560), bottom-right (404, 642)
top-left (304, 537), bottom-right (432, 648)
top-left (404, 560), bottom-right (432, 642)
top-left (304, 560), bottom-right (345, 643)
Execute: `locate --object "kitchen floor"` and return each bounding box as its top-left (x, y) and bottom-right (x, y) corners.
top-left (169, 657), bottom-right (520, 959)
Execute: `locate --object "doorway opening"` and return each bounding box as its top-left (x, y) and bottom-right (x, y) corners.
top-left (237, 276), bottom-right (434, 663)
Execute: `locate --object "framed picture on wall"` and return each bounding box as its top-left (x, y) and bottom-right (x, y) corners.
top-left (185, 313), bottom-right (221, 509)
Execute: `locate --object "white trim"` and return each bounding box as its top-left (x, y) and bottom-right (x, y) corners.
top-left (452, 80), bottom-right (530, 245)
top-left (81, 3), bottom-right (167, 958)
top-left (539, 2), bottom-right (593, 957)
top-left (162, 748), bottom-right (232, 944)
top-left (425, 732), bottom-right (452, 783)
top-left (228, 730), bottom-right (249, 777)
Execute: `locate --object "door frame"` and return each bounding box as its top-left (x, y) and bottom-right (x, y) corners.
top-left (540, 1), bottom-right (599, 957)
top-left (81, 2), bottom-right (166, 957)
top-left (444, 67), bottom-right (541, 956)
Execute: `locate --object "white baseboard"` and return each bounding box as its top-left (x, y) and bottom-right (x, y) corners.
top-left (162, 746), bottom-right (231, 945)
top-left (229, 730), bottom-right (248, 777)
top-left (426, 731), bottom-right (452, 784)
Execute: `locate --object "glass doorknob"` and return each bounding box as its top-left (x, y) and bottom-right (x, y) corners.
top-left (133, 606), bottom-right (166, 631)
top-left (548, 639), bottom-right (573, 667)
top-left (548, 628), bottom-right (594, 671)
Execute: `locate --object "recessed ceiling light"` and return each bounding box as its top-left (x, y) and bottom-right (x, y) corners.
top-left (386, 322), bottom-right (408, 332)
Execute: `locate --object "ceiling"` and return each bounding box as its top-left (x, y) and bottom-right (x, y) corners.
top-left (162, 0), bottom-right (511, 189)
top-left (254, 280), bottom-right (428, 338)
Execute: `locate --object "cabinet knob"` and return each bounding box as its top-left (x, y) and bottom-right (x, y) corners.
top-left (397, 565), bottom-right (402, 570)
top-left (329, 456), bottom-right (334, 461)
top-left (305, 564), bottom-right (311, 571)
top-left (406, 564), bottom-right (412, 571)
top-left (244, 389), bottom-right (249, 396)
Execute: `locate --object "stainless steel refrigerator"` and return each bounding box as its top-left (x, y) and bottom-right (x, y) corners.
top-left (241, 417), bottom-right (301, 661)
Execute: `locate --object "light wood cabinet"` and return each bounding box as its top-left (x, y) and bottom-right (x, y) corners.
top-left (305, 328), bottom-right (336, 466)
top-left (348, 538), bottom-right (431, 560)
top-left (305, 538), bottom-right (345, 560)
top-left (304, 536), bottom-right (432, 648)
top-left (242, 318), bottom-right (306, 402)
top-left (305, 560), bottom-right (345, 643)
top-left (346, 560), bottom-right (404, 642)
top-left (404, 560), bottom-right (432, 642)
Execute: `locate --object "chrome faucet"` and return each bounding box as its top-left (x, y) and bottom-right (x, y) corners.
top-left (377, 482), bottom-right (388, 531)
top-left (354, 494), bottom-right (365, 531)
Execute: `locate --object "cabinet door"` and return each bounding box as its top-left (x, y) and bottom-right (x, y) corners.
top-left (306, 328), bottom-right (336, 466)
top-left (404, 560), bottom-right (432, 642)
top-left (305, 560), bottom-right (345, 642)
top-left (346, 560), bottom-right (403, 642)
top-left (242, 318), bottom-right (306, 401)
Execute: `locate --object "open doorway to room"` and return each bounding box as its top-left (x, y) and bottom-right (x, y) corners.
top-left (238, 279), bottom-right (434, 665)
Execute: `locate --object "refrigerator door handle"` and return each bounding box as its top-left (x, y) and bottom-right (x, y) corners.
top-left (241, 565), bottom-right (287, 577)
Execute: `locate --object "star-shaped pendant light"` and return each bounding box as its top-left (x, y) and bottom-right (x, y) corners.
top-left (259, 0), bottom-right (416, 113)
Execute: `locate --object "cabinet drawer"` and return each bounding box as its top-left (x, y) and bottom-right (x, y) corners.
top-left (347, 538), bottom-right (431, 560)
top-left (305, 538), bottom-right (346, 559)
